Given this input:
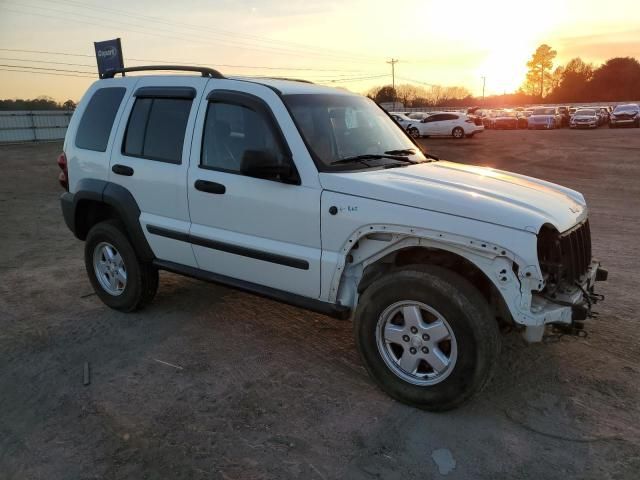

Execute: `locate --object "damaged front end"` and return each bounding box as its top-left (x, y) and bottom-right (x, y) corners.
top-left (532, 220), bottom-right (607, 339)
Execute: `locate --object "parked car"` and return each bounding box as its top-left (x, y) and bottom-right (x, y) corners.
top-left (407, 112), bottom-right (484, 139)
top-left (492, 110), bottom-right (519, 130)
top-left (516, 111), bottom-right (529, 129)
top-left (58, 65), bottom-right (606, 411)
top-left (557, 106), bottom-right (570, 127)
top-left (528, 107), bottom-right (561, 129)
top-left (408, 112), bottom-right (430, 121)
top-left (610, 104), bottom-right (640, 128)
top-left (570, 108), bottom-right (599, 129)
top-left (389, 112), bottom-right (414, 130)
top-left (596, 107), bottom-right (610, 125)
top-left (482, 109), bottom-right (506, 129)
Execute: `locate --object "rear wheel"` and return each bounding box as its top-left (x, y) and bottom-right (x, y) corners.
top-left (354, 265), bottom-right (500, 411)
top-left (85, 220), bottom-right (158, 312)
top-left (452, 127), bottom-right (465, 139)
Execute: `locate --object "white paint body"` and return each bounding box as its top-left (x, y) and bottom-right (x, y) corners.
top-left (65, 75), bottom-right (597, 342)
top-left (411, 113), bottom-right (484, 137)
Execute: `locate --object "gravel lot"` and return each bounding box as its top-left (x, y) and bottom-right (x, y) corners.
top-left (1, 128), bottom-right (639, 479)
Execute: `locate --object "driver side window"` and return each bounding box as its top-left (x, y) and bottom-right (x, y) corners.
top-left (201, 101), bottom-right (287, 174)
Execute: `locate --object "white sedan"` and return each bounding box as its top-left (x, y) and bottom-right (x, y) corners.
top-left (407, 112), bottom-right (484, 139)
top-left (388, 112), bottom-right (414, 130)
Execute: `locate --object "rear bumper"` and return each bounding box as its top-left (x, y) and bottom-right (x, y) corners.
top-left (60, 192), bottom-right (76, 235)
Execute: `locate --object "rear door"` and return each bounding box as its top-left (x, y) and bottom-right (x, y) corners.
top-left (186, 79), bottom-right (322, 298)
top-left (109, 76), bottom-right (208, 267)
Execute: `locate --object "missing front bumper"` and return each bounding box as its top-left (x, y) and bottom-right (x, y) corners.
top-left (523, 263), bottom-right (607, 342)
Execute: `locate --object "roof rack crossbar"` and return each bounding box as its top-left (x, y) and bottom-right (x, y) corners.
top-left (102, 65), bottom-right (225, 79)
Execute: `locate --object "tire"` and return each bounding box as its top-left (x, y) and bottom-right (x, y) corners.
top-left (408, 127), bottom-right (421, 139)
top-left (452, 127), bottom-right (465, 139)
top-left (85, 220), bottom-right (159, 312)
top-left (354, 265), bottom-right (500, 411)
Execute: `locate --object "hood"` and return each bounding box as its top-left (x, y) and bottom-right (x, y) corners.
top-left (319, 161), bottom-right (587, 233)
top-left (612, 110), bottom-right (638, 118)
top-left (573, 114), bottom-right (597, 120)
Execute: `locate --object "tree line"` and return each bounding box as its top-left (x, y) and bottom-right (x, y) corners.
top-left (0, 96), bottom-right (76, 111)
top-left (367, 48), bottom-right (640, 108)
top-left (522, 45), bottom-right (640, 103)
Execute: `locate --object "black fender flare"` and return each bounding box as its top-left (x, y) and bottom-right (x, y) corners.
top-left (60, 179), bottom-right (155, 262)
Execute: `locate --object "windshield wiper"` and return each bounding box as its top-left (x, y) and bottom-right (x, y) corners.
top-left (384, 148), bottom-right (416, 155)
top-left (330, 154), bottom-right (417, 166)
top-left (386, 148), bottom-right (438, 162)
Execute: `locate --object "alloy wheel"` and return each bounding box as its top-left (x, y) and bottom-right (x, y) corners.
top-left (93, 241), bottom-right (127, 296)
top-left (376, 301), bottom-right (458, 386)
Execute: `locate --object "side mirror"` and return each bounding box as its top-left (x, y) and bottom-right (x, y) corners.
top-left (240, 149), bottom-right (299, 184)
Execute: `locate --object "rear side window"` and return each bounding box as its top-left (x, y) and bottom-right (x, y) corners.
top-left (75, 87), bottom-right (126, 152)
top-left (123, 98), bottom-right (192, 163)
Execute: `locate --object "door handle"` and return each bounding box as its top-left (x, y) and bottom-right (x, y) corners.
top-left (112, 164), bottom-right (134, 176)
top-left (194, 179), bottom-right (226, 194)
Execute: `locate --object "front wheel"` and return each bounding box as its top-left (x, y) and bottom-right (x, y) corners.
top-left (85, 220), bottom-right (159, 312)
top-left (452, 127), bottom-right (465, 139)
top-left (408, 127), bottom-right (421, 139)
top-left (354, 265), bottom-right (500, 411)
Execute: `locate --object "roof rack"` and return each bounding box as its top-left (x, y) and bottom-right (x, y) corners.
top-left (260, 76), bottom-right (314, 84)
top-left (101, 65), bottom-right (225, 79)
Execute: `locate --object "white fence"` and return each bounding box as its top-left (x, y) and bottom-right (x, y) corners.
top-left (0, 111), bottom-right (73, 143)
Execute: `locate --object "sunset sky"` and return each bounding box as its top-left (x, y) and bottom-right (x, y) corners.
top-left (1, 0), bottom-right (639, 101)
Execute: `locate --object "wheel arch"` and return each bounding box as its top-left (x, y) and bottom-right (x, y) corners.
top-left (330, 225), bottom-right (530, 326)
top-left (67, 179), bottom-right (154, 261)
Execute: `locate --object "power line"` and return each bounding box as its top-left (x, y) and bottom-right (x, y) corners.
top-left (0, 64), bottom-right (95, 75)
top-left (2, 2), bottom-right (382, 66)
top-left (0, 49), bottom-right (388, 83)
top-left (396, 76), bottom-right (439, 88)
top-left (0, 68), bottom-right (94, 78)
top-left (0, 56), bottom-right (97, 68)
top-left (31, 0), bottom-right (383, 63)
top-left (0, 61), bottom-right (388, 84)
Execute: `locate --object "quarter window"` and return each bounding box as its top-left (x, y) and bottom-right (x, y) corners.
top-left (201, 102), bottom-right (287, 173)
top-left (75, 87), bottom-right (126, 152)
top-left (123, 97), bottom-right (192, 163)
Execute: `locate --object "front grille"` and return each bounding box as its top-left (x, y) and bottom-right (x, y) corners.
top-left (538, 220), bottom-right (592, 287)
top-left (559, 220), bottom-right (592, 283)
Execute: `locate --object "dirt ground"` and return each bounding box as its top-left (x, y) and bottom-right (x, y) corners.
top-left (1, 128), bottom-right (639, 480)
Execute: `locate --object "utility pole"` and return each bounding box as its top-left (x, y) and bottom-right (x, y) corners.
top-left (481, 76), bottom-right (486, 104)
top-left (387, 58), bottom-right (398, 107)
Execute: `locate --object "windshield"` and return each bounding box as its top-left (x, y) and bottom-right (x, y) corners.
top-left (533, 108), bottom-right (556, 115)
top-left (614, 104), bottom-right (638, 113)
top-left (576, 109), bottom-right (596, 116)
top-left (283, 94), bottom-right (426, 170)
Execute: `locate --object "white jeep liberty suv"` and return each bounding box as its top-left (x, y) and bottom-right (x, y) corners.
top-left (58, 66), bottom-right (607, 410)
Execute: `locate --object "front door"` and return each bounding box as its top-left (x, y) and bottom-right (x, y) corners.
top-left (186, 80), bottom-right (322, 298)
